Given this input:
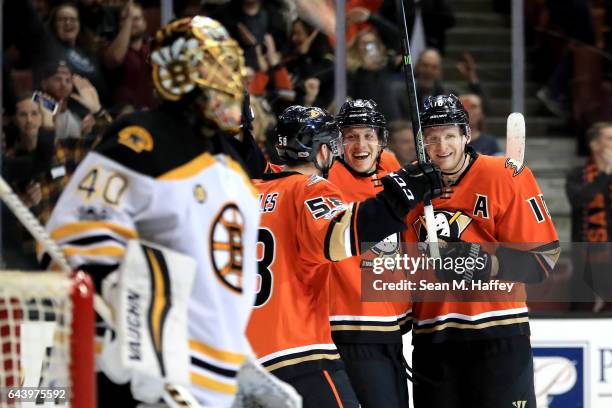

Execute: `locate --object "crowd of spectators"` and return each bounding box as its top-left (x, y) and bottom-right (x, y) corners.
top-left (7, 0), bottom-right (595, 271)
top-left (0, 0), bottom-right (511, 266)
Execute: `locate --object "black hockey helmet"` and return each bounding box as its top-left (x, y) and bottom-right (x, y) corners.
top-left (420, 94), bottom-right (471, 138)
top-left (275, 105), bottom-right (340, 164)
top-left (336, 98), bottom-right (388, 147)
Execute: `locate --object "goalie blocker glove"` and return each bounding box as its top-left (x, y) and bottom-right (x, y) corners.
top-left (378, 162), bottom-right (443, 219)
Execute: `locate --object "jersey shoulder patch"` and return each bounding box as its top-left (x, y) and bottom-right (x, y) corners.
top-left (306, 174), bottom-right (326, 187)
top-left (504, 157), bottom-right (525, 177)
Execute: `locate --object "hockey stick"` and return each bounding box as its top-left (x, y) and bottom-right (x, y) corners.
top-left (506, 112), bottom-right (526, 163)
top-left (394, 0), bottom-right (439, 257)
top-left (0, 176), bottom-right (201, 408)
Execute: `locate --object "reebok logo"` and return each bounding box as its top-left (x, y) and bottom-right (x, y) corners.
top-left (512, 401), bottom-right (527, 408)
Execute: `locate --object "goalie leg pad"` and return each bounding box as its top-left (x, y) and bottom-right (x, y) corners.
top-left (101, 240), bottom-right (196, 403)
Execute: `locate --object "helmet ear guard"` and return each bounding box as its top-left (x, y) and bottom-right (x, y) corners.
top-left (274, 106), bottom-right (341, 168)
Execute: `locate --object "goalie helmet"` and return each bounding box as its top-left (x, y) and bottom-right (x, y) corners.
top-left (275, 106), bottom-right (340, 165)
top-left (420, 94), bottom-right (471, 138)
top-left (151, 16), bottom-right (246, 132)
top-left (336, 98), bottom-right (388, 147)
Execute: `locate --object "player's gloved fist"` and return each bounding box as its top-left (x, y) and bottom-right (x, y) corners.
top-left (378, 162), bottom-right (443, 219)
top-left (433, 237), bottom-right (492, 283)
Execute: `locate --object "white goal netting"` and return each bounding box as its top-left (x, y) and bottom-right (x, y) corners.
top-left (0, 272), bottom-right (94, 408)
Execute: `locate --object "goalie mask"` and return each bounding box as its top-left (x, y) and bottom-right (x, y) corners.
top-left (151, 16), bottom-right (246, 133)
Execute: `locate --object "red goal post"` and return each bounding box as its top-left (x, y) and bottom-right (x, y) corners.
top-left (0, 271), bottom-right (95, 407)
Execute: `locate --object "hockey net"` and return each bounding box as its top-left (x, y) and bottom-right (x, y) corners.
top-left (0, 271), bottom-right (95, 407)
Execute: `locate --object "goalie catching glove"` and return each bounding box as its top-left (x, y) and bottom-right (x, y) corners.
top-left (378, 162), bottom-right (443, 219)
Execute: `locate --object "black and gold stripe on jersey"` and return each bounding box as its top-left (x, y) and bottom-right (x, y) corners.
top-left (259, 345), bottom-right (342, 382)
top-left (189, 339), bottom-right (245, 395)
top-left (330, 311), bottom-right (412, 344)
top-left (412, 308), bottom-right (531, 344)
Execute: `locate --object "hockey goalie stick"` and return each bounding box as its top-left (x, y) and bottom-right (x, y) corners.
top-left (0, 176), bottom-right (201, 408)
top-left (394, 0), bottom-right (439, 257)
top-left (506, 112), bottom-right (526, 163)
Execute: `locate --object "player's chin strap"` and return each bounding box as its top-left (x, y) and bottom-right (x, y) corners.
top-left (441, 152), bottom-right (469, 177)
top-left (315, 154), bottom-right (334, 179)
top-left (441, 145), bottom-right (477, 179)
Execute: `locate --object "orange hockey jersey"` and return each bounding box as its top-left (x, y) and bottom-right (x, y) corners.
top-left (405, 153), bottom-right (560, 343)
top-left (327, 151), bottom-right (412, 343)
top-left (247, 171), bottom-right (362, 380)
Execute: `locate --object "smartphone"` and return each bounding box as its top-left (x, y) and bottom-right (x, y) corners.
top-left (32, 91), bottom-right (59, 115)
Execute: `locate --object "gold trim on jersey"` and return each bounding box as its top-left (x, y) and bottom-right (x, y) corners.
top-left (327, 208), bottom-right (354, 261)
top-left (191, 372), bottom-right (236, 395)
top-left (398, 313), bottom-right (412, 327)
top-left (330, 324), bottom-right (400, 332)
top-left (146, 248), bottom-right (167, 353)
top-left (50, 221), bottom-right (138, 241)
top-left (189, 339), bottom-right (246, 365)
top-left (158, 152), bottom-right (216, 180)
top-left (265, 353), bottom-right (341, 373)
top-left (63, 245), bottom-right (125, 258)
top-left (412, 316), bottom-right (529, 335)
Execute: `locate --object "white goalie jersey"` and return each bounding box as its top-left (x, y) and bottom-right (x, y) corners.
top-left (45, 112), bottom-right (260, 407)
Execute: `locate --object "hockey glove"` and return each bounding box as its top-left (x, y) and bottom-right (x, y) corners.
top-left (378, 162), bottom-right (443, 219)
top-left (434, 237), bottom-right (492, 283)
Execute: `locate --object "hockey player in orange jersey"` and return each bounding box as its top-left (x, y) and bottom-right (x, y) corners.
top-left (246, 105), bottom-right (442, 407)
top-left (406, 95), bottom-right (561, 407)
top-left (326, 99), bottom-right (411, 408)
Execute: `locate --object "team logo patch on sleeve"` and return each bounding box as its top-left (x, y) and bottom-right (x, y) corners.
top-left (210, 203), bottom-right (245, 293)
top-left (504, 157), bottom-right (525, 177)
top-left (118, 126), bottom-right (154, 153)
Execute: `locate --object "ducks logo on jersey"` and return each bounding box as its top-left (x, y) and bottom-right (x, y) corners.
top-left (412, 210), bottom-right (473, 242)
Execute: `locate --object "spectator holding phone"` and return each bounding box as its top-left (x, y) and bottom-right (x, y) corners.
top-left (2, 93), bottom-right (59, 267)
top-left (2, 91), bottom-right (101, 268)
top-left (39, 60), bottom-right (109, 139)
top-left (7, 0), bottom-right (110, 103)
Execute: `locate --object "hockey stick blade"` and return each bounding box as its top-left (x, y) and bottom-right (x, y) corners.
top-left (506, 112), bottom-right (525, 164)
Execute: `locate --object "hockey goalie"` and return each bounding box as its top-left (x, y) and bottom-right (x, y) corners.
top-left (43, 15), bottom-right (298, 408)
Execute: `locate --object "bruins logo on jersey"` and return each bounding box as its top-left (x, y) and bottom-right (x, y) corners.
top-left (210, 203), bottom-right (245, 293)
top-left (413, 210), bottom-right (472, 242)
top-left (118, 126), bottom-right (154, 153)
